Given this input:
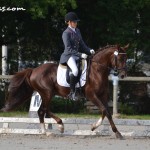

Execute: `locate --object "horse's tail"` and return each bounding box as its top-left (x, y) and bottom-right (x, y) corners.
top-left (1, 68), bottom-right (34, 112)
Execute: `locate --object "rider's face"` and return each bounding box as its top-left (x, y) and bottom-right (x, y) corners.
top-left (69, 21), bottom-right (78, 28)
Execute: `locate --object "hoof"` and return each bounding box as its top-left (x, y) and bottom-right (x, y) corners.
top-left (40, 129), bottom-right (46, 134)
top-left (115, 132), bottom-right (124, 140)
top-left (91, 123), bottom-right (96, 131)
top-left (40, 123), bottom-right (46, 134)
top-left (58, 124), bottom-right (64, 133)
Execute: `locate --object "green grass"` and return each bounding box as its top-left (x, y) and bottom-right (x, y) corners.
top-left (119, 114), bottom-right (150, 120)
top-left (0, 111), bottom-right (150, 120)
top-left (56, 113), bottom-right (150, 120)
top-left (0, 111), bottom-right (28, 117)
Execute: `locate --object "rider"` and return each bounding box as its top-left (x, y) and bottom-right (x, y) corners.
top-left (59, 12), bottom-right (95, 101)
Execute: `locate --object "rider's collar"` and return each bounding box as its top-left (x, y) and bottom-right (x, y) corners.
top-left (68, 26), bottom-right (76, 32)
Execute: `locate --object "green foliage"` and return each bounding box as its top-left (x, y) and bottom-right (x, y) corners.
top-left (0, 0), bottom-right (149, 73)
top-left (50, 97), bottom-right (85, 113)
top-left (0, 0), bottom-right (77, 19)
top-left (0, 90), bottom-right (5, 108)
top-left (119, 103), bottom-right (136, 115)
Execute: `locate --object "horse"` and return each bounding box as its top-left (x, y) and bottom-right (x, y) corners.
top-left (1, 44), bottom-right (129, 139)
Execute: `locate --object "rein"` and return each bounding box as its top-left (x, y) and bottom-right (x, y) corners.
top-left (113, 51), bottom-right (127, 75)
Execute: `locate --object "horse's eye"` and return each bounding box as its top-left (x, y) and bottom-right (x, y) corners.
top-left (118, 58), bottom-right (124, 62)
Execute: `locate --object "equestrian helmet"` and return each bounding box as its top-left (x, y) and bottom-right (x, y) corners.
top-left (65, 12), bottom-right (80, 22)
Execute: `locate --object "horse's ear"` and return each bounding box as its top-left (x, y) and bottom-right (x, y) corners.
top-left (121, 43), bottom-right (130, 51)
top-left (116, 44), bottom-right (120, 50)
top-left (124, 43), bottom-right (129, 50)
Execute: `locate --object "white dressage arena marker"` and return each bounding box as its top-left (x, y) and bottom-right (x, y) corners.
top-left (29, 92), bottom-right (42, 112)
top-left (28, 92), bottom-right (41, 129)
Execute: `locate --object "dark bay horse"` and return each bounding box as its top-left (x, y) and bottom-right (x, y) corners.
top-left (1, 44), bottom-right (129, 139)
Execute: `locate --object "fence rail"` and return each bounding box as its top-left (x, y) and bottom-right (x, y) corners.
top-left (0, 75), bottom-right (13, 79)
top-left (0, 75), bottom-right (150, 81)
top-left (0, 117), bottom-right (150, 137)
top-left (118, 76), bottom-right (150, 82)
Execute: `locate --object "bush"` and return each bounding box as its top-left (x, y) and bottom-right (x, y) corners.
top-left (50, 97), bottom-right (85, 113)
top-left (119, 103), bottom-right (136, 115)
top-left (0, 90), bottom-right (5, 108)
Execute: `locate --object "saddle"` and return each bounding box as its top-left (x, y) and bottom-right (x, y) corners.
top-left (57, 59), bottom-right (87, 88)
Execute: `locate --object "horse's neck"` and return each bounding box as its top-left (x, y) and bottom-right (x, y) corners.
top-left (94, 49), bottom-right (113, 67)
top-left (89, 48), bottom-right (114, 78)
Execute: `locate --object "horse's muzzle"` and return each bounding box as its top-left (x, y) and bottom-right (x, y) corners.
top-left (119, 70), bottom-right (127, 79)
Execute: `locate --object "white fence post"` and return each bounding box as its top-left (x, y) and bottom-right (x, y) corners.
top-left (1, 45), bottom-right (8, 91)
top-left (111, 75), bottom-right (120, 118)
top-left (2, 45), bottom-right (8, 75)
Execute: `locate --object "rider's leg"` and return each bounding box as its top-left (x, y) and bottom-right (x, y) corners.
top-left (67, 56), bottom-right (78, 77)
top-left (67, 57), bottom-right (78, 101)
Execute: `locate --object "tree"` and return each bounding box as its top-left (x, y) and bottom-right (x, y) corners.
top-left (0, 0), bottom-right (149, 73)
top-left (75, 0), bottom-right (150, 72)
top-left (0, 0), bottom-right (77, 73)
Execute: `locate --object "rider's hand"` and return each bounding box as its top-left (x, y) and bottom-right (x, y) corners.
top-left (81, 53), bottom-right (88, 59)
top-left (90, 49), bottom-right (95, 55)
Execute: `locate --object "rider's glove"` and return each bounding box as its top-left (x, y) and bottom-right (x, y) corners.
top-left (81, 53), bottom-right (88, 59)
top-left (90, 49), bottom-right (95, 55)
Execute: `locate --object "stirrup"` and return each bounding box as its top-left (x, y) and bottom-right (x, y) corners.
top-left (75, 88), bottom-right (85, 99)
top-left (67, 91), bottom-right (78, 101)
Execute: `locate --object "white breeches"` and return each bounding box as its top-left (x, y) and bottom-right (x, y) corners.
top-left (67, 56), bottom-right (78, 76)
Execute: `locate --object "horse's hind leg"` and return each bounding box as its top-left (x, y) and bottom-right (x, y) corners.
top-left (46, 111), bottom-right (64, 133)
top-left (37, 91), bottom-right (64, 134)
top-left (38, 103), bottom-right (47, 133)
top-left (38, 106), bottom-right (64, 133)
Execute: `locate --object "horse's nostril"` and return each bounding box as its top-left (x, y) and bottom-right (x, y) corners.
top-left (121, 75), bottom-right (125, 79)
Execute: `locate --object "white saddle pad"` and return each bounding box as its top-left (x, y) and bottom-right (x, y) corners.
top-left (57, 60), bottom-right (87, 87)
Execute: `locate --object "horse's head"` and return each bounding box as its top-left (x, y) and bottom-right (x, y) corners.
top-left (110, 44), bottom-right (129, 79)
top-left (91, 44), bottom-right (129, 79)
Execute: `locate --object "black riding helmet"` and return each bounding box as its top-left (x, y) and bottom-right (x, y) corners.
top-left (65, 12), bottom-right (80, 22)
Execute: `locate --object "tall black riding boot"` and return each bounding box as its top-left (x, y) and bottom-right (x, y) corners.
top-left (68, 74), bottom-right (78, 101)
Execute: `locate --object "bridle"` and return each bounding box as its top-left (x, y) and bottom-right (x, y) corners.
top-left (89, 49), bottom-right (127, 76)
top-left (113, 50), bottom-right (127, 76)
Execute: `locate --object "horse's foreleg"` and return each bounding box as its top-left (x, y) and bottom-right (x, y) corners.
top-left (47, 111), bottom-right (64, 133)
top-left (106, 110), bottom-right (123, 139)
top-left (89, 96), bottom-right (106, 131)
top-left (91, 114), bottom-right (105, 131)
top-left (90, 96), bottom-right (123, 139)
top-left (102, 103), bottom-right (123, 139)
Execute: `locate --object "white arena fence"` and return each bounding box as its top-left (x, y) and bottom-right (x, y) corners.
top-left (0, 117), bottom-right (150, 137)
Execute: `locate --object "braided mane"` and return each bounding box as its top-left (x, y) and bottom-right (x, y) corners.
top-left (95, 45), bottom-right (117, 54)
